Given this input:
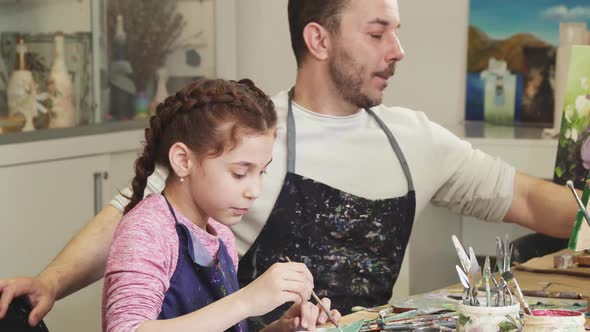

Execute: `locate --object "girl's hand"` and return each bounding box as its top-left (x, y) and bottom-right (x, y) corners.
top-left (264, 297), bottom-right (342, 331)
top-left (238, 262), bottom-right (314, 317)
top-left (311, 297), bottom-right (341, 328)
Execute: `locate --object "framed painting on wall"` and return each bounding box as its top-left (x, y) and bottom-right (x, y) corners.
top-left (465, 1), bottom-right (590, 127)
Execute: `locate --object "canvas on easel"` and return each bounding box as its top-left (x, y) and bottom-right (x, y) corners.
top-left (553, 46), bottom-right (590, 188)
top-left (553, 45), bottom-right (590, 251)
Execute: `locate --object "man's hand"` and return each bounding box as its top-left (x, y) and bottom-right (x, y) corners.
top-left (0, 276), bottom-right (57, 326)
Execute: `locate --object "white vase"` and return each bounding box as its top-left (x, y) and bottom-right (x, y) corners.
top-left (48, 32), bottom-right (76, 128)
top-left (149, 67), bottom-right (169, 115)
top-left (154, 67), bottom-right (169, 104)
top-left (7, 70), bottom-right (36, 132)
top-left (7, 37), bottom-right (36, 132)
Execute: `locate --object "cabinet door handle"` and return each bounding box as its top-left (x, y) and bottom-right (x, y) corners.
top-left (93, 172), bottom-right (103, 215)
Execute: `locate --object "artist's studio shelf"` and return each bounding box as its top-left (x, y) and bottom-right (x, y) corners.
top-left (0, 0), bottom-right (236, 143)
top-left (0, 1), bottom-right (238, 331)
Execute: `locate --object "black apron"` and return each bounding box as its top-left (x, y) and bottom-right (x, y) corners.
top-left (238, 90), bottom-right (416, 326)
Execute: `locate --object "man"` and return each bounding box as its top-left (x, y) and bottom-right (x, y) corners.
top-left (0, 0), bottom-right (578, 327)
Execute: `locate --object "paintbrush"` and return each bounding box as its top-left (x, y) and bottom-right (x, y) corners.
top-left (483, 256), bottom-right (491, 307)
top-left (285, 257), bottom-right (343, 332)
top-left (521, 290), bottom-right (584, 299)
top-left (566, 180), bottom-right (590, 227)
top-left (501, 271), bottom-right (533, 316)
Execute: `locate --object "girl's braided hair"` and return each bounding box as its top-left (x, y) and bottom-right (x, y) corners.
top-left (124, 78), bottom-right (277, 215)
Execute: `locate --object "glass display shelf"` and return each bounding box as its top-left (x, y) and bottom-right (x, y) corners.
top-left (0, 0), bottom-right (217, 143)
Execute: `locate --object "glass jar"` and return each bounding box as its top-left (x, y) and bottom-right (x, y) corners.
top-left (522, 309), bottom-right (585, 332)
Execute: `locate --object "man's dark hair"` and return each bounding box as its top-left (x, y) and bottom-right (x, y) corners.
top-left (288, 0), bottom-right (350, 66)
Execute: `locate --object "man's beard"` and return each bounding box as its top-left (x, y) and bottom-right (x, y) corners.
top-left (328, 47), bottom-right (395, 109)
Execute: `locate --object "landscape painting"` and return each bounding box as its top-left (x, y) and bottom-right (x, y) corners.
top-left (465, 1), bottom-right (590, 126)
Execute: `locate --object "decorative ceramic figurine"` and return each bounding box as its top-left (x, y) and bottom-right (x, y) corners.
top-left (149, 67), bottom-right (169, 114)
top-left (48, 31), bottom-right (76, 128)
top-left (134, 91), bottom-right (149, 119)
top-left (7, 37), bottom-right (36, 132)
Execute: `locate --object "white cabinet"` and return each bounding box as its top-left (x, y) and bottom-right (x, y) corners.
top-left (0, 154), bottom-right (110, 332)
top-left (108, 150), bottom-right (139, 199)
top-left (0, 129), bottom-right (142, 332)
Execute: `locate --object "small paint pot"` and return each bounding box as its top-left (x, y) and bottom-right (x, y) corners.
top-left (554, 254), bottom-right (573, 269)
top-left (522, 309), bottom-right (585, 331)
top-left (456, 303), bottom-right (520, 332)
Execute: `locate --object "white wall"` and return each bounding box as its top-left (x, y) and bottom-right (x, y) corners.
top-left (232, 0), bottom-right (470, 126)
top-left (235, 0), bottom-right (296, 94)
top-left (393, 0), bottom-right (469, 127)
top-left (394, 0), bottom-right (470, 295)
top-left (231, 0), bottom-right (471, 296)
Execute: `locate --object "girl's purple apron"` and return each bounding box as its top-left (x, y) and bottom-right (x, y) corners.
top-left (158, 196), bottom-right (247, 332)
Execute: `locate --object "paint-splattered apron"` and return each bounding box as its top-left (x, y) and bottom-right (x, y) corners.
top-left (158, 197), bottom-right (247, 332)
top-left (238, 90), bottom-right (416, 326)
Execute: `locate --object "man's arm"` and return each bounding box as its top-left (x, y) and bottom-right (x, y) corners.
top-left (41, 205), bottom-right (122, 299)
top-left (0, 205), bottom-right (122, 325)
top-left (504, 172), bottom-right (578, 238)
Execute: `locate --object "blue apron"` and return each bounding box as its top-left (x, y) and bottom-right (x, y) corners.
top-left (238, 89), bottom-right (417, 327)
top-left (158, 196), bottom-right (247, 332)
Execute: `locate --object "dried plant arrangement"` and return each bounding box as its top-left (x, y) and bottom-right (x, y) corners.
top-left (107, 0), bottom-right (192, 92)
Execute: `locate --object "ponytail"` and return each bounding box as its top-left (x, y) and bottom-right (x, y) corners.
top-left (123, 112), bottom-right (164, 214)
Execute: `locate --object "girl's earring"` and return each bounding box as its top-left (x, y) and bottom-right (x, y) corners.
top-left (180, 177), bottom-right (185, 183)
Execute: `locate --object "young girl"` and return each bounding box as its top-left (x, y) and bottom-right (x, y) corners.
top-left (102, 79), bottom-right (340, 332)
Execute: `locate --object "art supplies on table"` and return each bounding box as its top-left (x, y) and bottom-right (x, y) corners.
top-left (448, 234), bottom-right (589, 331)
top-left (515, 248), bottom-right (590, 278)
top-left (450, 234), bottom-right (528, 331)
top-left (502, 270), bottom-right (534, 315)
top-left (308, 233), bottom-right (590, 331)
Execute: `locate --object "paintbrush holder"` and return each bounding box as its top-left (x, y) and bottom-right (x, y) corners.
top-left (522, 309), bottom-right (585, 332)
top-left (456, 303), bottom-right (520, 332)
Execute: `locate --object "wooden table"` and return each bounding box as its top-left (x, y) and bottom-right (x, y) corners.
top-left (332, 268), bottom-right (590, 328)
